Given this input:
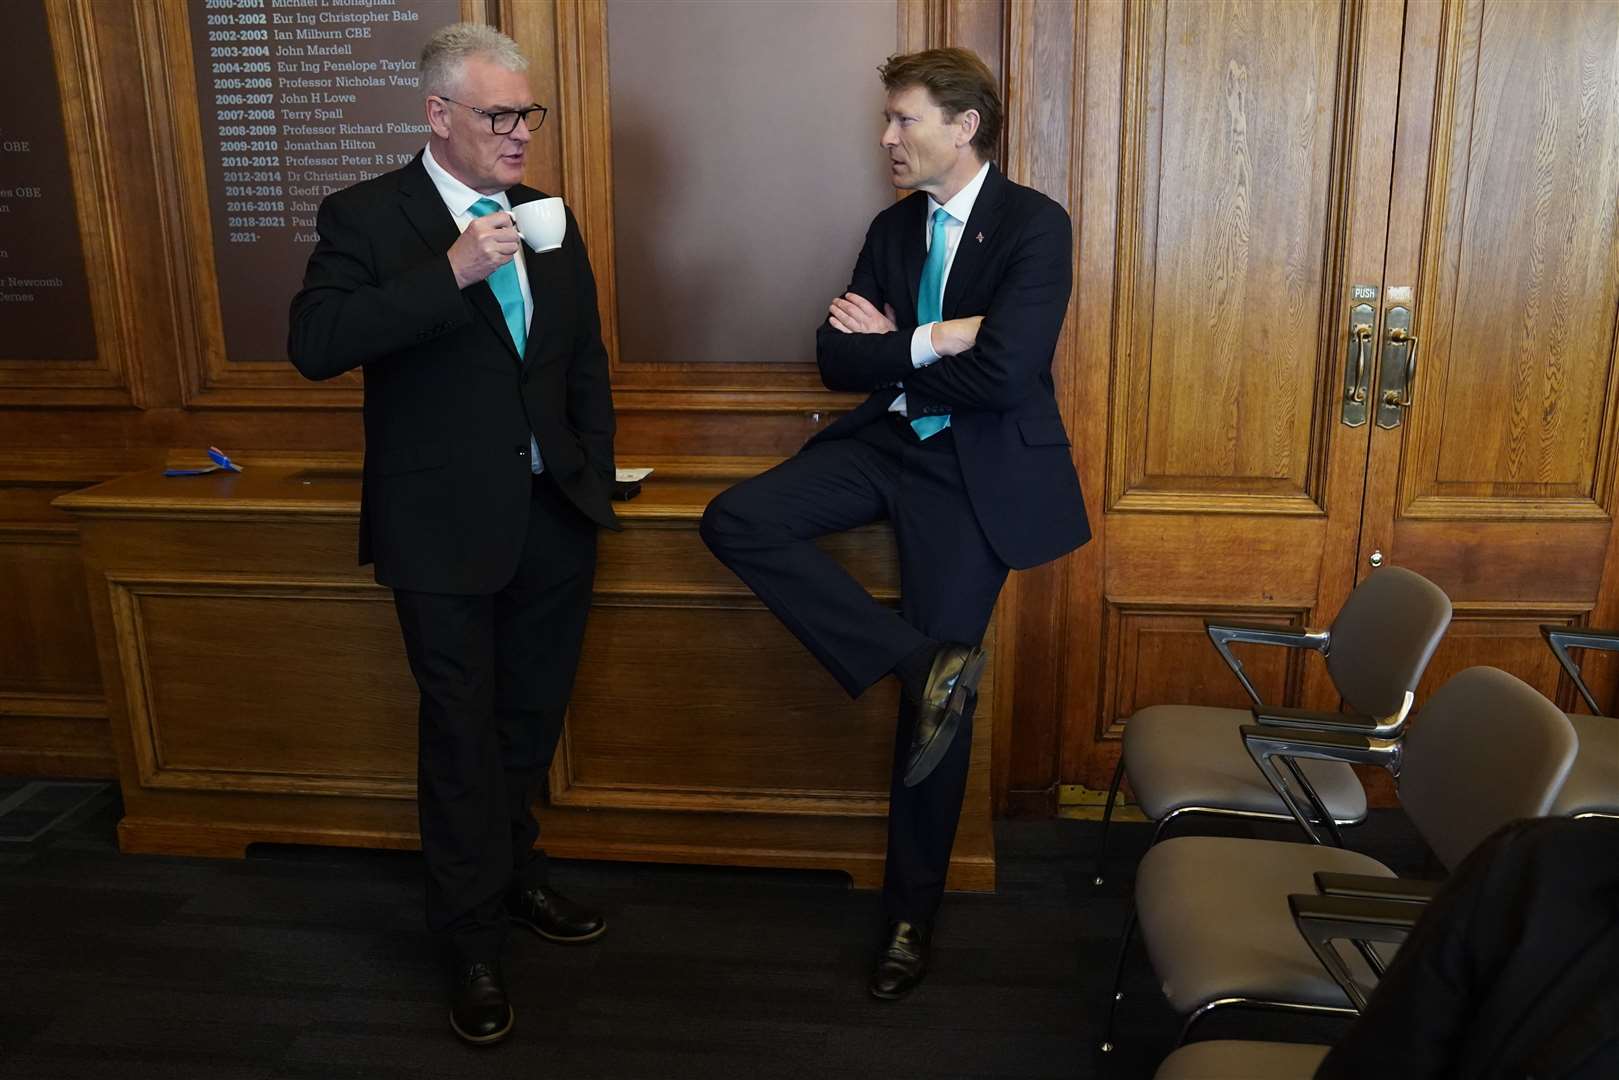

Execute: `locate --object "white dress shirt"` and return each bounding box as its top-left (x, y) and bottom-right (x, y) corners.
top-left (421, 143), bottom-right (542, 473)
top-left (890, 159), bottom-right (991, 418)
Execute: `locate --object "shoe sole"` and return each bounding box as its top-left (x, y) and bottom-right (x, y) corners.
top-left (869, 977), bottom-right (925, 1001)
top-left (510, 915), bottom-right (608, 945)
top-left (450, 1004), bottom-right (514, 1046)
top-left (902, 647), bottom-right (986, 788)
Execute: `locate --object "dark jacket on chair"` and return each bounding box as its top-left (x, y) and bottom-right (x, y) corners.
top-left (1319, 816), bottom-right (1619, 1080)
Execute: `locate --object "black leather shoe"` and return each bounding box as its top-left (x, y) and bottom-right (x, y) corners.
top-left (449, 961), bottom-right (513, 1046)
top-left (508, 883), bottom-right (607, 944)
top-left (869, 920), bottom-right (929, 1000)
top-left (902, 644), bottom-right (987, 787)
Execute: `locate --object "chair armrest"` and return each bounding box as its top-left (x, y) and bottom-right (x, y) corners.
top-left (1240, 724), bottom-right (1399, 845)
top-left (1239, 724), bottom-right (1390, 762)
top-left (1205, 621), bottom-right (1331, 706)
top-left (1314, 872), bottom-right (1441, 903)
top-left (1252, 691), bottom-right (1414, 739)
top-left (1289, 892), bottom-right (1424, 1012)
top-left (1205, 621), bottom-right (1331, 650)
top-left (1542, 625), bottom-right (1619, 652)
top-left (1542, 625), bottom-right (1619, 715)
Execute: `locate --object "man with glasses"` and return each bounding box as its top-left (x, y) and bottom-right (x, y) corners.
top-left (289, 22), bottom-right (616, 1046)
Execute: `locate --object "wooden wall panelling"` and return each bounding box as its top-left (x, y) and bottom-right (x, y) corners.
top-left (59, 467), bottom-right (998, 890)
top-left (1397, 0), bottom-right (1619, 524)
top-left (1030, 0), bottom-right (1119, 815)
top-left (1052, 0), bottom-right (1408, 797)
top-left (1095, 604), bottom-right (1307, 743)
top-left (1411, 607), bottom-right (1585, 713)
top-left (1361, 0), bottom-right (1619, 710)
top-left (0, 0), bottom-right (140, 407)
top-left (61, 473), bottom-right (436, 855)
top-left (0, 456), bottom-right (129, 777)
top-left (993, 0), bottom-right (1083, 815)
top-left (105, 575), bottom-right (418, 798)
top-left (1107, 0), bottom-right (1357, 514)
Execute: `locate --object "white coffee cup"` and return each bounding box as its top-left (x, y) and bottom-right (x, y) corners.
top-left (510, 197), bottom-right (566, 253)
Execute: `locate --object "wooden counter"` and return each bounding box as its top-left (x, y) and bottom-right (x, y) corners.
top-left (54, 464), bottom-right (997, 891)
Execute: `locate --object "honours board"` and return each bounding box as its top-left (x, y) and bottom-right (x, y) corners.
top-left (0, 1), bottom-right (97, 362)
top-left (187, 0), bottom-right (456, 362)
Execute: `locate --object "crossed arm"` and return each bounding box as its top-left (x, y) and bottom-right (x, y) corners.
top-left (827, 294), bottom-right (983, 359)
top-left (814, 204), bottom-right (1072, 413)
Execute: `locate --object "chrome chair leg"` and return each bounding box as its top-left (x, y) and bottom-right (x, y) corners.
top-left (1094, 756), bottom-right (1126, 885)
top-left (1099, 904), bottom-right (1137, 1053)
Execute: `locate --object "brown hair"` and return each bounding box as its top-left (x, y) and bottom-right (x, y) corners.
top-left (878, 47), bottom-right (1001, 162)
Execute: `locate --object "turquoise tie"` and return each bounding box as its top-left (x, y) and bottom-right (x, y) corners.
top-left (470, 197), bottom-right (542, 474)
top-left (469, 197), bottom-right (527, 357)
top-left (911, 206), bottom-right (952, 440)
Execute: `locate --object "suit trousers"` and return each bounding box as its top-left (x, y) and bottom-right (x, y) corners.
top-left (392, 472), bottom-right (598, 963)
top-left (701, 415), bottom-right (1010, 924)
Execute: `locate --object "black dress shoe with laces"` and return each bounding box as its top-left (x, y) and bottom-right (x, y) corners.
top-left (508, 883), bottom-right (607, 944)
top-left (902, 644), bottom-right (987, 787)
top-left (449, 960), bottom-right (513, 1045)
top-left (869, 920), bottom-right (929, 1000)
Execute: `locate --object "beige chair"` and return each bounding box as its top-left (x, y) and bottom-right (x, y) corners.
top-left (1153, 817), bottom-right (1619, 1079)
top-left (1104, 666), bottom-right (1577, 1052)
top-left (1093, 566), bottom-right (1452, 885)
top-left (1155, 1040), bottom-right (1329, 1079)
top-left (1541, 626), bottom-right (1619, 819)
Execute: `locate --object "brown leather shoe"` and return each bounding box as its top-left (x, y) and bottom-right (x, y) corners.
top-left (869, 920), bottom-right (929, 1000)
top-left (902, 644), bottom-right (987, 787)
top-left (448, 960), bottom-right (513, 1045)
top-left (508, 883), bottom-right (607, 944)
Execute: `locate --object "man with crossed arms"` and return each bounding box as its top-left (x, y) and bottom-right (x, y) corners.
top-left (702, 46), bottom-right (1089, 999)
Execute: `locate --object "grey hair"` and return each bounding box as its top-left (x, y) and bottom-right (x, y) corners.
top-left (420, 23), bottom-right (528, 99)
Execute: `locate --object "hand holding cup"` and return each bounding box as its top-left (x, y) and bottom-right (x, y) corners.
top-left (448, 211), bottom-right (521, 289)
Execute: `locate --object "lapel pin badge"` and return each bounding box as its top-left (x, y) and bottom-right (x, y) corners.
top-left (976, 231), bottom-right (985, 244)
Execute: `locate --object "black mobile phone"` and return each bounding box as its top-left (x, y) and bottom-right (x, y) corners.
top-left (612, 479), bottom-right (642, 501)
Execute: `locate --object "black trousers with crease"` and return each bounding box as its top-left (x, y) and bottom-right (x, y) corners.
top-left (702, 415), bottom-right (1009, 925)
top-left (392, 473), bottom-right (598, 963)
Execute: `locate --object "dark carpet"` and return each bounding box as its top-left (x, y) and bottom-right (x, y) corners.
top-left (0, 783), bottom-right (1432, 1079)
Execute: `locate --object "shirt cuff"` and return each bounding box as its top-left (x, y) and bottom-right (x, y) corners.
top-left (910, 324), bottom-right (942, 368)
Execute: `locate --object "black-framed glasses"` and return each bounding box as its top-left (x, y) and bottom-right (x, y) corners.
top-left (436, 95), bottom-right (547, 135)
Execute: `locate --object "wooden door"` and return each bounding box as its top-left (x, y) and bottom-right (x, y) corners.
top-left (1058, 0), bottom-right (1410, 796)
top-left (1360, 0), bottom-right (1619, 709)
top-left (1057, 0), bottom-right (1619, 801)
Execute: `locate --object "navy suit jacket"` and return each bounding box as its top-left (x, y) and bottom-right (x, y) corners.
top-left (288, 154), bottom-right (618, 594)
top-left (811, 164), bottom-right (1089, 570)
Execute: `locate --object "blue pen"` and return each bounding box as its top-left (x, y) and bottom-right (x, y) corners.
top-left (164, 447), bottom-right (244, 477)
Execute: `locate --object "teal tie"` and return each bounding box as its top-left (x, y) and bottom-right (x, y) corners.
top-left (911, 206), bottom-right (952, 440)
top-left (470, 197), bottom-right (542, 474)
top-left (469, 197), bottom-right (527, 357)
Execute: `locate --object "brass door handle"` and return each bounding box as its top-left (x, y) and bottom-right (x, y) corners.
top-left (1376, 295), bottom-right (1417, 429)
top-left (1341, 296), bottom-right (1378, 427)
top-left (1383, 327), bottom-right (1418, 407)
top-left (1348, 325), bottom-right (1372, 404)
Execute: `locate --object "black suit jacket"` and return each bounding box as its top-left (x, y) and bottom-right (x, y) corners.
top-left (1319, 817), bottom-right (1619, 1080)
top-left (288, 155), bottom-right (618, 594)
top-left (811, 164), bottom-right (1088, 570)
